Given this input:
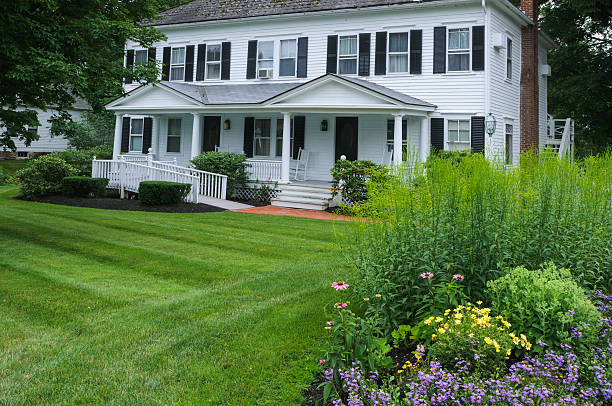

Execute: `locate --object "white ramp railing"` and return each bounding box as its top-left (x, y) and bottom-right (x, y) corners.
top-left (247, 159), bottom-right (282, 181)
top-left (149, 161), bottom-right (228, 200)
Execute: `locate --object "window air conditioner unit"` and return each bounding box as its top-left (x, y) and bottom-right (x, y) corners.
top-left (540, 64), bottom-right (552, 76)
top-left (492, 33), bottom-right (507, 49)
top-left (258, 68), bottom-right (273, 79)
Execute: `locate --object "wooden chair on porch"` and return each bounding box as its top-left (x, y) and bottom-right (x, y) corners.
top-left (290, 148), bottom-right (309, 181)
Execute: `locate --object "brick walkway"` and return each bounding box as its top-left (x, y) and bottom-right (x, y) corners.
top-left (233, 205), bottom-right (354, 221)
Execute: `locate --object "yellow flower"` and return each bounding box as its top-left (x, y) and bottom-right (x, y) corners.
top-left (375, 294), bottom-right (382, 298)
top-left (520, 334), bottom-right (527, 341)
top-left (325, 326), bottom-right (331, 330)
top-left (506, 349), bottom-right (512, 356)
top-left (438, 328), bottom-right (446, 334)
top-left (444, 309), bottom-right (451, 316)
top-left (431, 333), bottom-right (437, 339)
top-left (484, 337), bottom-right (493, 345)
top-left (512, 336), bottom-right (520, 345)
top-left (525, 342), bottom-right (532, 350)
top-left (468, 333), bottom-right (474, 338)
top-left (477, 300), bottom-right (483, 305)
top-left (397, 369), bottom-right (404, 374)
top-left (455, 319), bottom-right (461, 325)
top-left (363, 297), bottom-right (370, 302)
top-left (435, 317), bottom-right (443, 323)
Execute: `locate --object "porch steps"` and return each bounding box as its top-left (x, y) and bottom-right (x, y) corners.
top-left (271, 182), bottom-right (334, 211)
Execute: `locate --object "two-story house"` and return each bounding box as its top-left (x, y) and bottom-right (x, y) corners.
top-left (106, 0), bottom-right (555, 188)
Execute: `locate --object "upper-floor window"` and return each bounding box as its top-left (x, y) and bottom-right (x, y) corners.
top-left (448, 119), bottom-right (470, 147)
top-left (135, 49), bottom-right (148, 65)
top-left (130, 118), bottom-right (144, 152)
top-left (279, 39), bottom-right (297, 77)
top-left (257, 41), bottom-right (274, 74)
top-left (388, 33), bottom-right (409, 73)
top-left (338, 35), bottom-right (358, 75)
top-left (170, 47), bottom-right (186, 81)
top-left (448, 28), bottom-right (470, 72)
top-left (506, 38), bottom-right (513, 80)
top-left (206, 44), bottom-right (221, 80)
top-left (254, 119), bottom-right (271, 156)
top-left (27, 126), bottom-right (38, 135)
top-left (167, 118), bottom-right (182, 153)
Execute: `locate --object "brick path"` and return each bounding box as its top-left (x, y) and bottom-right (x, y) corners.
top-left (233, 205), bottom-right (354, 221)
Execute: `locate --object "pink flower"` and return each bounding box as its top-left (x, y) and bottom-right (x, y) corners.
top-left (420, 272), bottom-right (434, 279)
top-left (326, 321), bottom-right (334, 326)
top-left (331, 281), bottom-right (350, 291)
top-left (319, 359), bottom-right (326, 366)
top-left (453, 274), bottom-right (465, 281)
top-left (335, 302), bottom-right (348, 309)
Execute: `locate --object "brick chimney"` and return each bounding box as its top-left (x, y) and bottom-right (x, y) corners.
top-left (520, 0), bottom-right (540, 152)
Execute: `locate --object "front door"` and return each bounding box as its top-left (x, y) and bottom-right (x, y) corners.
top-left (335, 117), bottom-right (358, 161)
top-left (203, 116), bottom-right (221, 152)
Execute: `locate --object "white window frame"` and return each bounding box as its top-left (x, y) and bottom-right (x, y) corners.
top-left (447, 28), bottom-right (471, 72)
top-left (257, 41), bottom-right (274, 77)
top-left (205, 44), bottom-right (222, 80)
top-left (129, 117), bottom-right (144, 152)
top-left (254, 118), bottom-right (272, 157)
top-left (275, 118), bottom-right (294, 157)
top-left (134, 49), bottom-right (148, 65)
top-left (170, 47), bottom-right (186, 81)
top-left (387, 32), bottom-right (410, 74)
top-left (506, 37), bottom-right (513, 80)
top-left (166, 118), bottom-right (182, 153)
top-left (505, 122), bottom-right (514, 165)
top-left (338, 35), bottom-right (358, 75)
top-left (279, 39), bottom-right (297, 78)
top-left (446, 118), bottom-right (471, 149)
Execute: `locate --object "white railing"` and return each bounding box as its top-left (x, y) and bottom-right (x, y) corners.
top-left (119, 154), bottom-right (175, 165)
top-left (150, 161), bottom-right (227, 199)
top-left (545, 117), bottom-right (574, 160)
top-left (247, 159), bottom-right (282, 181)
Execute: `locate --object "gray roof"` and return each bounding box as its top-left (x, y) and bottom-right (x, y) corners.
top-left (147, 0), bottom-right (440, 26)
top-left (339, 75), bottom-right (435, 107)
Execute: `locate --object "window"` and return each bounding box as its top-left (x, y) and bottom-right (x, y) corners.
top-left (167, 118), bottom-right (181, 153)
top-left (506, 38), bottom-right (513, 80)
top-left (448, 119), bottom-right (470, 143)
top-left (129, 118), bottom-right (144, 152)
top-left (388, 33), bottom-right (409, 73)
top-left (257, 41), bottom-right (274, 74)
top-left (17, 151), bottom-right (28, 158)
top-left (279, 39), bottom-right (297, 77)
top-left (276, 119), bottom-right (294, 157)
top-left (448, 28), bottom-right (470, 72)
top-left (170, 47), bottom-right (185, 81)
top-left (206, 44), bottom-right (221, 80)
top-left (338, 35), bottom-right (358, 75)
top-left (27, 126), bottom-right (38, 135)
top-left (135, 49), bottom-right (148, 65)
top-left (254, 119), bottom-right (271, 156)
top-left (386, 120), bottom-right (408, 152)
top-left (505, 123), bottom-right (513, 165)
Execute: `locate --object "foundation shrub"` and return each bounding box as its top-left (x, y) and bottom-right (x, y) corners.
top-left (138, 181), bottom-right (191, 205)
top-left (62, 176), bottom-right (108, 197)
top-left (191, 152), bottom-right (248, 196)
top-left (16, 155), bottom-right (78, 199)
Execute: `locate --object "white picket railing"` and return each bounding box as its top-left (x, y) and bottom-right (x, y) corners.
top-left (545, 117), bottom-right (575, 160)
top-left (247, 159), bottom-right (282, 181)
top-left (119, 154), bottom-right (175, 165)
top-left (149, 161), bottom-right (227, 199)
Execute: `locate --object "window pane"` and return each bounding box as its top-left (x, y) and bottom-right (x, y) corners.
top-left (171, 47), bottom-right (185, 64)
top-left (339, 58), bottom-right (357, 74)
top-left (206, 63), bottom-right (220, 79)
top-left (170, 66), bottom-right (184, 80)
top-left (507, 39), bottom-right (512, 58)
top-left (339, 36), bottom-right (357, 55)
top-left (131, 118), bottom-right (143, 135)
top-left (459, 30), bottom-right (469, 49)
top-left (258, 60), bottom-right (273, 69)
top-left (280, 39), bottom-right (296, 58)
top-left (279, 59), bottom-right (296, 76)
top-left (449, 31), bottom-right (460, 50)
top-left (389, 33), bottom-right (408, 52)
top-left (449, 29), bottom-right (469, 50)
top-left (130, 135), bottom-right (142, 151)
top-left (135, 50), bottom-right (148, 64)
top-left (389, 54), bottom-right (408, 72)
top-left (207, 45), bottom-right (221, 62)
top-left (258, 41), bottom-right (274, 60)
top-left (459, 120), bottom-right (469, 131)
top-left (448, 54), bottom-right (469, 71)
top-left (167, 136), bottom-right (180, 153)
top-left (448, 120), bottom-right (458, 131)
top-left (168, 118), bottom-right (181, 136)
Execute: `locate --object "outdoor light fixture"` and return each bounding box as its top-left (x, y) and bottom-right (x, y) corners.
top-left (223, 119), bottom-right (231, 130)
top-left (320, 120), bottom-right (328, 132)
top-left (485, 113), bottom-right (497, 136)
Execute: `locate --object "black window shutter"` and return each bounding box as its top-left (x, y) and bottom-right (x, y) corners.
top-left (375, 32), bottom-right (387, 75)
top-left (185, 45), bottom-right (195, 82)
top-left (142, 117), bottom-right (153, 154)
top-left (148, 47), bottom-right (156, 63)
top-left (430, 117), bottom-right (444, 152)
top-left (358, 33), bottom-right (371, 76)
top-left (121, 117), bottom-right (130, 153)
top-left (221, 42), bottom-right (231, 80)
top-left (162, 47), bottom-right (171, 80)
top-left (243, 117), bottom-right (254, 158)
top-left (433, 27), bottom-right (446, 74)
top-left (125, 50), bottom-right (134, 84)
top-left (410, 30), bottom-right (422, 74)
top-left (246, 40), bottom-right (257, 79)
top-left (297, 37), bottom-right (308, 78)
top-left (196, 44), bottom-right (206, 81)
top-left (326, 35), bottom-right (338, 74)
top-left (293, 116), bottom-right (305, 159)
top-left (471, 116), bottom-right (485, 153)
top-left (472, 26), bottom-right (485, 71)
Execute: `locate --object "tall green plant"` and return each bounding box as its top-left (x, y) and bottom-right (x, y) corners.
top-left (191, 152), bottom-right (249, 197)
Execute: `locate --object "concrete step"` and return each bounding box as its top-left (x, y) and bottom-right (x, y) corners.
top-left (280, 184), bottom-right (334, 194)
top-left (271, 195), bottom-right (329, 205)
top-left (279, 190), bottom-right (333, 200)
top-left (271, 200), bottom-right (328, 210)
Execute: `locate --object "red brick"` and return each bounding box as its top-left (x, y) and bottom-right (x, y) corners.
top-left (520, 0), bottom-right (540, 152)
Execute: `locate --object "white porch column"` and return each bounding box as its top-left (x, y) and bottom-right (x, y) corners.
top-left (420, 116), bottom-right (430, 162)
top-left (281, 112), bottom-right (292, 183)
top-left (190, 113), bottom-right (201, 160)
top-left (393, 113), bottom-right (404, 165)
top-left (113, 113), bottom-right (124, 160)
top-left (150, 115), bottom-right (160, 158)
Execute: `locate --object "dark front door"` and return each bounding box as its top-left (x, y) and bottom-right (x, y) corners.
top-left (335, 117), bottom-right (358, 161)
top-left (203, 116), bottom-right (221, 152)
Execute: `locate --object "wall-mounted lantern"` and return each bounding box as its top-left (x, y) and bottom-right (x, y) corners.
top-left (223, 119), bottom-right (231, 130)
top-left (320, 119), bottom-right (328, 132)
top-left (485, 113), bottom-right (497, 137)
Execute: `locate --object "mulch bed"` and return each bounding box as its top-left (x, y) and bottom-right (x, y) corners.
top-left (29, 191), bottom-right (226, 213)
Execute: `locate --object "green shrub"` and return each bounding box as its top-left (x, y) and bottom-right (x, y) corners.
top-left (0, 168), bottom-right (8, 185)
top-left (138, 181), bottom-right (191, 205)
top-left (486, 263), bottom-right (602, 354)
top-left (48, 146), bottom-right (112, 176)
top-left (16, 155), bottom-right (78, 200)
top-left (330, 159), bottom-right (390, 206)
top-left (191, 152), bottom-right (248, 197)
top-left (62, 176), bottom-right (108, 197)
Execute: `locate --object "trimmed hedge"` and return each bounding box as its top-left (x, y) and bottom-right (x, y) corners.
top-left (139, 181), bottom-right (191, 205)
top-left (62, 176), bottom-right (108, 197)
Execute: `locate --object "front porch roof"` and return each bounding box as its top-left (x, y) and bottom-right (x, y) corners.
top-left (106, 74), bottom-right (436, 114)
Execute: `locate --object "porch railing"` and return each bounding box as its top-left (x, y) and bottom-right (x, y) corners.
top-left (545, 117), bottom-right (575, 160)
top-left (247, 159), bottom-right (282, 181)
top-left (149, 161), bottom-right (227, 199)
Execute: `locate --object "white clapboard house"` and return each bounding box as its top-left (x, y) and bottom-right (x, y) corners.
top-left (103, 0), bottom-right (573, 209)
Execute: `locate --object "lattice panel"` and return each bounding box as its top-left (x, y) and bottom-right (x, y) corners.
top-left (233, 186), bottom-right (280, 202)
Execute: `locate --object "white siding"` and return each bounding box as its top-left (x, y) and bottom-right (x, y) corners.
top-left (13, 108), bottom-right (83, 153)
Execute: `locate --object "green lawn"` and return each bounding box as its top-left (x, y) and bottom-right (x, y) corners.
top-left (0, 186), bottom-right (348, 405)
top-left (0, 160), bottom-right (29, 175)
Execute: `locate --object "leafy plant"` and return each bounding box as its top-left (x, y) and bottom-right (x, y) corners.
top-left (62, 176), bottom-right (108, 197)
top-left (330, 159), bottom-right (390, 206)
top-left (16, 155), bottom-right (78, 200)
top-left (138, 181), bottom-right (191, 205)
top-left (48, 146), bottom-right (112, 176)
top-left (191, 152), bottom-right (249, 197)
top-left (251, 181), bottom-right (278, 202)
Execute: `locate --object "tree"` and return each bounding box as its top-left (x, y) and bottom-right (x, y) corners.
top-left (0, 0), bottom-right (166, 151)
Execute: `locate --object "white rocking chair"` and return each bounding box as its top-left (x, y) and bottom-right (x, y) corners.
top-left (290, 148), bottom-right (309, 181)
